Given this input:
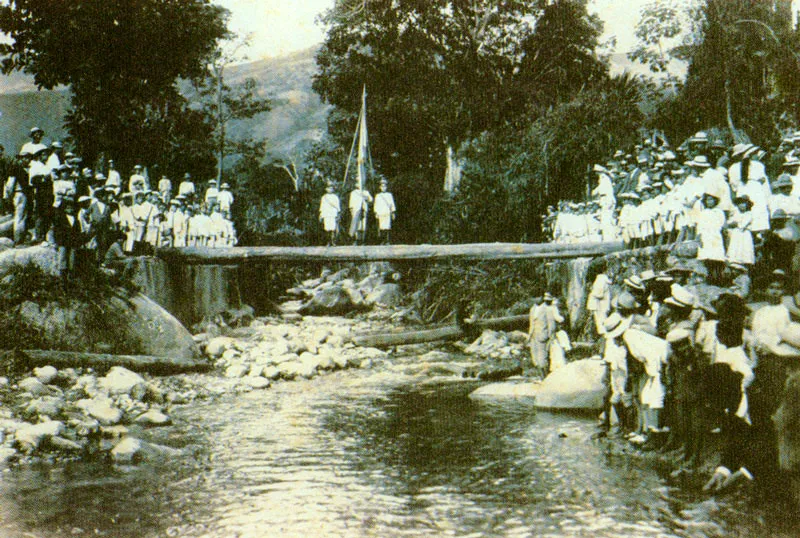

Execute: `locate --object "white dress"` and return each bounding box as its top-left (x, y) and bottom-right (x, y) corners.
top-left (726, 209), bottom-right (755, 265)
top-left (696, 207), bottom-right (726, 261)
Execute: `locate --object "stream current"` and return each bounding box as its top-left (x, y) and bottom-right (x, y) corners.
top-left (1, 358), bottom-right (799, 537)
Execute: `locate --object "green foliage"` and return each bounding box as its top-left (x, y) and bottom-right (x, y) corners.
top-left (0, 0), bottom-right (229, 172)
top-left (436, 74), bottom-right (645, 243)
top-left (406, 260), bottom-right (548, 323)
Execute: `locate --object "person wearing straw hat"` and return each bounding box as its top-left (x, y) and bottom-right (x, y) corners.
top-left (105, 159), bottom-right (121, 195)
top-left (726, 194), bottom-right (756, 267)
top-left (204, 179), bottom-right (219, 208)
top-left (696, 187), bottom-right (727, 285)
top-left (217, 182), bottom-right (234, 216)
top-left (44, 141), bottom-right (63, 176)
top-left (373, 177), bottom-right (396, 244)
top-left (528, 292), bottom-right (561, 378)
top-left (178, 172), bottom-right (196, 201)
top-left (599, 312), bottom-right (634, 437)
top-left (592, 164), bottom-right (616, 211)
top-left (319, 182), bottom-right (341, 246)
top-left (769, 174), bottom-right (800, 217)
top-left (21, 127), bottom-right (47, 157)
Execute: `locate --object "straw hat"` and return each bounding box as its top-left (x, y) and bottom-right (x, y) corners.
top-left (664, 284), bottom-right (697, 309)
top-left (603, 313), bottom-right (629, 339)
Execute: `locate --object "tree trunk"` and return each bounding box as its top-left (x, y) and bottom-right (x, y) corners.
top-left (443, 143), bottom-right (463, 193)
top-left (1, 349), bottom-right (211, 375)
top-left (351, 314), bottom-right (529, 348)
top-left (156, 241), bottom-right (626, 265)
top-left (217, 70), bottom-right (225, 184)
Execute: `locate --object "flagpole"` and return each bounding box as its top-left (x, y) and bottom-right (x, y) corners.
top-left (357, 85), bottom-right (369, 244)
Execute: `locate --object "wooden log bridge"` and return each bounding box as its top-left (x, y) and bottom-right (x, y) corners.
top-left (156, 241), bottom-right (625, 265)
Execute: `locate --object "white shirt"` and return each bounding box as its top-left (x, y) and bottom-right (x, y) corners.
top-left (374, 192), bottom-right (396, 216)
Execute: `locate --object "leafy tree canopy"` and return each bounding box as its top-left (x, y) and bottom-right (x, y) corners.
top-left (0, 0), bottom-right (230, 173)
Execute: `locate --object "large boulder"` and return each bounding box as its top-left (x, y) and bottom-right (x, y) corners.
top-left (15, 293), bottom-right (198, 360)
top-left (534, 358), bottom-right (607, 410)
top-left (298, 285), bottom-right (366, 316)
top-left (366, 283), bottom-right (403, 308)
top-left (0, 247), bottom-right (199, 360)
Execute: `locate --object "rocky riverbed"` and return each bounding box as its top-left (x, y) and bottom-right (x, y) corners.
top-left (0, 304), bottom-right (543, 469)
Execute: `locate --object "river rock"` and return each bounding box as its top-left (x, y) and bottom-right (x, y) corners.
top-left (221, 348), bottom-right (240, 362)
top-left (99, 367), bottom-right (146, 397)
top-left (12, 283), bottom-right (199, 360)
top-left (134, 410), bottom-right (171, 426)
top-left (24, 396), bottom-right (64, 418)
top-left (242, 376), bottom-right (271, 389)
top-left (48, 436), bottom-right (84, 452)
top-left (366, 283), bottom-right (403, 307)
top-left (15, 420), bottom-right (64, 452)
top-left (111, 437), bottom-right (142, 464)
top-left (224, 364), bottom-right (249, 378)
top-left (33, 366), bottom-right (58, 384)
top-left (261, 366), bottom-right (280, 380)
top-left (17, 377), bottom-right (49, 396)
top-left (205, 336), bottom-right (235, 359)
top-left (77, 398), bottom-right (123, 425)
top-left (470, 382), bottom-right (540, 399)
top-left (298, 286), bottom-right (364, 316)
top-left (534, 358), bottom-right (607, 410)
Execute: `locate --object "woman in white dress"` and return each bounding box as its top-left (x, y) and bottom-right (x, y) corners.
top-left (726, 195), bottom-right (755, 266)
top-left (696, 190), bottom-right (727, 285)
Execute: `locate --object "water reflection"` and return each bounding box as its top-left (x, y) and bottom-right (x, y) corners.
top-left (0, 369), bottom-right (799, 537)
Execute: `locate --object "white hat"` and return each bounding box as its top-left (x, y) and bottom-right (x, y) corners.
top-left (29, 126), bottom-right (43, 135)
top-left (664, 284), bottom-right (697, 309)
top-left (686, 155), bottom-right (711, 168)
top-left (603, 312), bottom-right (629, 339)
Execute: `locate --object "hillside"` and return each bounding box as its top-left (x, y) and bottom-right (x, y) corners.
top-left (0, 46), bottom-right (329, 163)
top-left (0, 47), bottom-right (682, 163)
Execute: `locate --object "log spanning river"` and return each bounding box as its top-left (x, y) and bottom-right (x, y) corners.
top-left (0, 355), bottom-right (799, 538)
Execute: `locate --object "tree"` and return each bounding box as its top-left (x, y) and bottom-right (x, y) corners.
top-left (675, 0), bottom-right (798, 143)
top-left (314, 0), bottom-right (538, 193)
top-left (197, 36), bottom-right (272, 183)
top-left (0, 0), bottom-right (229, 172)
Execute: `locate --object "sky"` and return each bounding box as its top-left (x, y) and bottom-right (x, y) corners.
top-left (218, 0), bottom-right (800, 61)
top-left (216, 0), bottom-right (658, 60)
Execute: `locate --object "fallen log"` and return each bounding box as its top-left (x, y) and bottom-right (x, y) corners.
top-left (156, 241), bottom-right (625, 265)
top-left (351, 315), bottom-right (529, 348)
top-left (0, 349), bottom-right (212, 375)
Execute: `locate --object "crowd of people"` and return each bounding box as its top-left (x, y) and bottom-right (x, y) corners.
top-left (529, 252), bottom-right (800, 493)
top-left (1, 127), bottom-right (238, 277)
top-left (545, 130), bottom-right (800, 285)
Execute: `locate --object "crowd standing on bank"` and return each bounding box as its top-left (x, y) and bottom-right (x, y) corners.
top-left (529, 129), bottom-right (800, 493)
top-left (2, 127), bottom-right (238, 276)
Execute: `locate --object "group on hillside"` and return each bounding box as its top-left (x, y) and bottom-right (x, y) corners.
top-left (2, 127), bottom-right (238, 275)
top-left (546, 131), bottom-right (800, 284)
top-left (318, 174), bottom-right (396, 246)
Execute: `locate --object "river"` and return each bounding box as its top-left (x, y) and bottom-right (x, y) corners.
top-left (1, 357), bottom-right (799, 538)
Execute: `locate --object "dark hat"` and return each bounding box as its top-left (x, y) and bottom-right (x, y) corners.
top-left (772, 209), bottom-right (789, 221)
top-left (733, 194), bottom-right (753, 208)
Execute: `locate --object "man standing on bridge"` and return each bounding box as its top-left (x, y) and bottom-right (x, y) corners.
top-left (348, 184), bottom-right (372, 244)
top-left (319, 182), bottom-right (341, 246)
top-left (373, 177), bottom-right (396, 244)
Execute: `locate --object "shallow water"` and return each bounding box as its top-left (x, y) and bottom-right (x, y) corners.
top-left (1, 365), bottom-right (799, 537)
